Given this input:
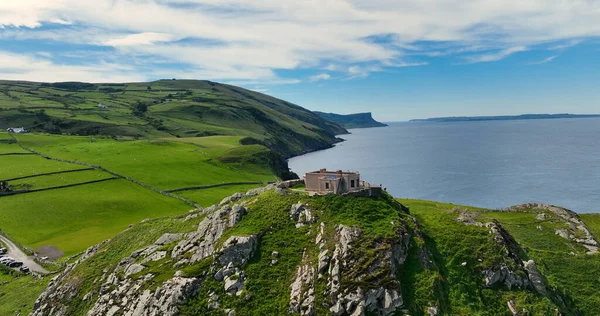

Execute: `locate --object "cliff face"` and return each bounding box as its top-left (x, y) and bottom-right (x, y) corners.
top-left (31, 186), bottom-right (600, 315)
top-left (314, 112), bottom-right (387, 129)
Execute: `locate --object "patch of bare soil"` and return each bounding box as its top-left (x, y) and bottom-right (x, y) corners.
top-left (37, 245), bottom-right (64, 260)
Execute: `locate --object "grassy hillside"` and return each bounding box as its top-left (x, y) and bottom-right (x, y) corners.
top-left (0, 80), bottom-right (346, 157)
top-left (20, 187), bottom-right (600, 315)
top-left (403, 199), bottom-right (600, 315)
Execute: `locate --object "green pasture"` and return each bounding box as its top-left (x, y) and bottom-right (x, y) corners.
top-left (15, 133), bottom-right (275, 190)
top-left (0, 179), bottom-right (190, 256)
top-left (8, 169), bottom-right (112, 191)
top-left (0, 154), bottom-right (86, 180)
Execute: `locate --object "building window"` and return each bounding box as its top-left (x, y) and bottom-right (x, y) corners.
top-left (325, 182), bottom-right (330, 190)
top-left (351, 180), bottom-right (355, 188)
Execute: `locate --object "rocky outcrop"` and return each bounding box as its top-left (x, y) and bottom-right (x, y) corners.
top-left (31, 186), bottom-right (267, 316)
top-left (290, 251), bottom-right (316, 315)
top-left (217, 235), bottom-right (258, 266)
top-left (86, 274), bottom-right (201, 316)
top-left (290, 203), bottom-right (316, 228)
top-left (483, 264), bottom-right (527, 289)
top-left (172, 204), bottom-right (246, 264)
top-left (32, 242), bottom-right (106, 316)
top-left (515, 203), bottom-right (599, 254)
top-left (523, 260), bottom-right (549, 297)
top-left (322, 224), bottom-right (407, 316)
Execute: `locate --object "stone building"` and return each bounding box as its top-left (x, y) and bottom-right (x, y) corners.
top-left (304, 169), bottom-right (362, 194)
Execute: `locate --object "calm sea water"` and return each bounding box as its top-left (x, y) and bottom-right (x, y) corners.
top-left (289, 118), bottom-right (600, 213)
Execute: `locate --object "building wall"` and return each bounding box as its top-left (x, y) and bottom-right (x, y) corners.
top-left (305, 173), bottom-right (321, 191)
top-left (305, 172), bottom-right (361, 194)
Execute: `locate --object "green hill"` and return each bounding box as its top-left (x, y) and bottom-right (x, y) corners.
top-left (0, 80), bottom-right (346, 158)
top-left (21, 187), bottom-right (600, 315)
top-left (314, 111), bottom-right (387, 129)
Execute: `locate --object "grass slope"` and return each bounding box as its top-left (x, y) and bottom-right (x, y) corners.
top-left (0, 80), bottom-right (346, 157)
top-left (400, 199), bottom-right (557, 315)
top-left (0, 270), bottom-right (51, 315)
top-left (402, 199), bottom-right (600, 315)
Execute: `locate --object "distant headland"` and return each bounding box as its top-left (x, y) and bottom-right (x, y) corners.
top-left (410, 113), bottom-right (600, 123)
top-left (314, 111), bottom-right (387, 129)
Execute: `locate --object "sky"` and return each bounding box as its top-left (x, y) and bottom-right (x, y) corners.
top-left (1, 1), bottom-right (599, 121)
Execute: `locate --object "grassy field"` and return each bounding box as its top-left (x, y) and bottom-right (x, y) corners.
top-left (0, 131), bottom-right (279, 257)
top-left (8, 169), bottom-right (112, 191)
top-left (0, 154), bottom-right (87, 180)
top-left (0, 179), bottom-right (191, 256)
top-left (14, 133), bottom-right (276, 190)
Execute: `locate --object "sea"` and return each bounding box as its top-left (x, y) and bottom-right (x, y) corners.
top-left (288, 118), bottom-right (600, 213)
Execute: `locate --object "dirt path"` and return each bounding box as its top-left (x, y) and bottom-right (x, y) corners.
top-left (0, 235), bottom-right (48, 274)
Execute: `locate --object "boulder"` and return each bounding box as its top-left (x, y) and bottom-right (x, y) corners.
top-left (523, 260), bottom-right (549, 297)
top-left (218, 235), bottom-right (258, 266)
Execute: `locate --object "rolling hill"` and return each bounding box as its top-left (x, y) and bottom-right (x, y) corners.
top-left (0, 80), bottom-right (347, 158)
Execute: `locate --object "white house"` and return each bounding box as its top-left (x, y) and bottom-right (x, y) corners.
top-left (6, 127), bottom-right (27, 134)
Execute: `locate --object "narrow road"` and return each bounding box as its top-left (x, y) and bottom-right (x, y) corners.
top-left (0, 235), bottom-right (48, 274)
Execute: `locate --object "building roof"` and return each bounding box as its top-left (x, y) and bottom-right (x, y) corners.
top-left (306, 168), bottom-right (359, 175)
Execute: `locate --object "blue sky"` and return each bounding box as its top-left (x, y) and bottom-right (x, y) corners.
top-left (1, 1), bottom-right (599, 121)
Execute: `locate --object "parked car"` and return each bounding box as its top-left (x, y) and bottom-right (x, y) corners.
top-left (0, 248), bottom-right (7, 254)
top-left (8, 261), bottom-right (23, 268)
top-left (0, 257), bottom-right (14, 264)
top-left (19, 266), bottom-right (30, 273)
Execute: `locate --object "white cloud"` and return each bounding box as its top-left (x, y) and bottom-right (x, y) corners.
top-left (102, 32), bottom-right (180, 47)
top-left (309, 73), bottom-right (331, 82)
top-left (548, 39), bottom-right (583, 50)
top-left (1, 1), bottom-right (600, 82)
top-left (0, 51), bottom-right (143, 82)
top-left (465, 46), bottom-right (528, 63)
top-left (49, 18), bottom-right (72, 25)
top-left (528, 55), bottom-right (558, 65)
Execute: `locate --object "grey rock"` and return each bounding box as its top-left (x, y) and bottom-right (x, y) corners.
top-left (290, 203), bottom-right (315, 227)
top-left (275, 187), bottom-right (289, 195)
top-left (330, 301), bottom-right (345, 316)
top-left (290, 251), bottom-right (315, 315)
top-left (224, 274), bottom-right (244, 296)
top-left (317, 250), bottom-right (330, 276)
top-left (555, 228), bottom-right (569, 239)
top-left (229, 205), bottom-right (246, 227)
top-left (154, 233), bottom-right (184, 246)
top-left (218, 235), bottom-right (258, 266)
top-left (483, 265), bottom-right (526, 289)
top-left (535, 213), bottom-right (547, 221)
top-left (523, 260), bottom-right (549, 297)
top-left (141, 251), bottom-right (167, 264)
top-left (124, 264), bottom-right (145, 277)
